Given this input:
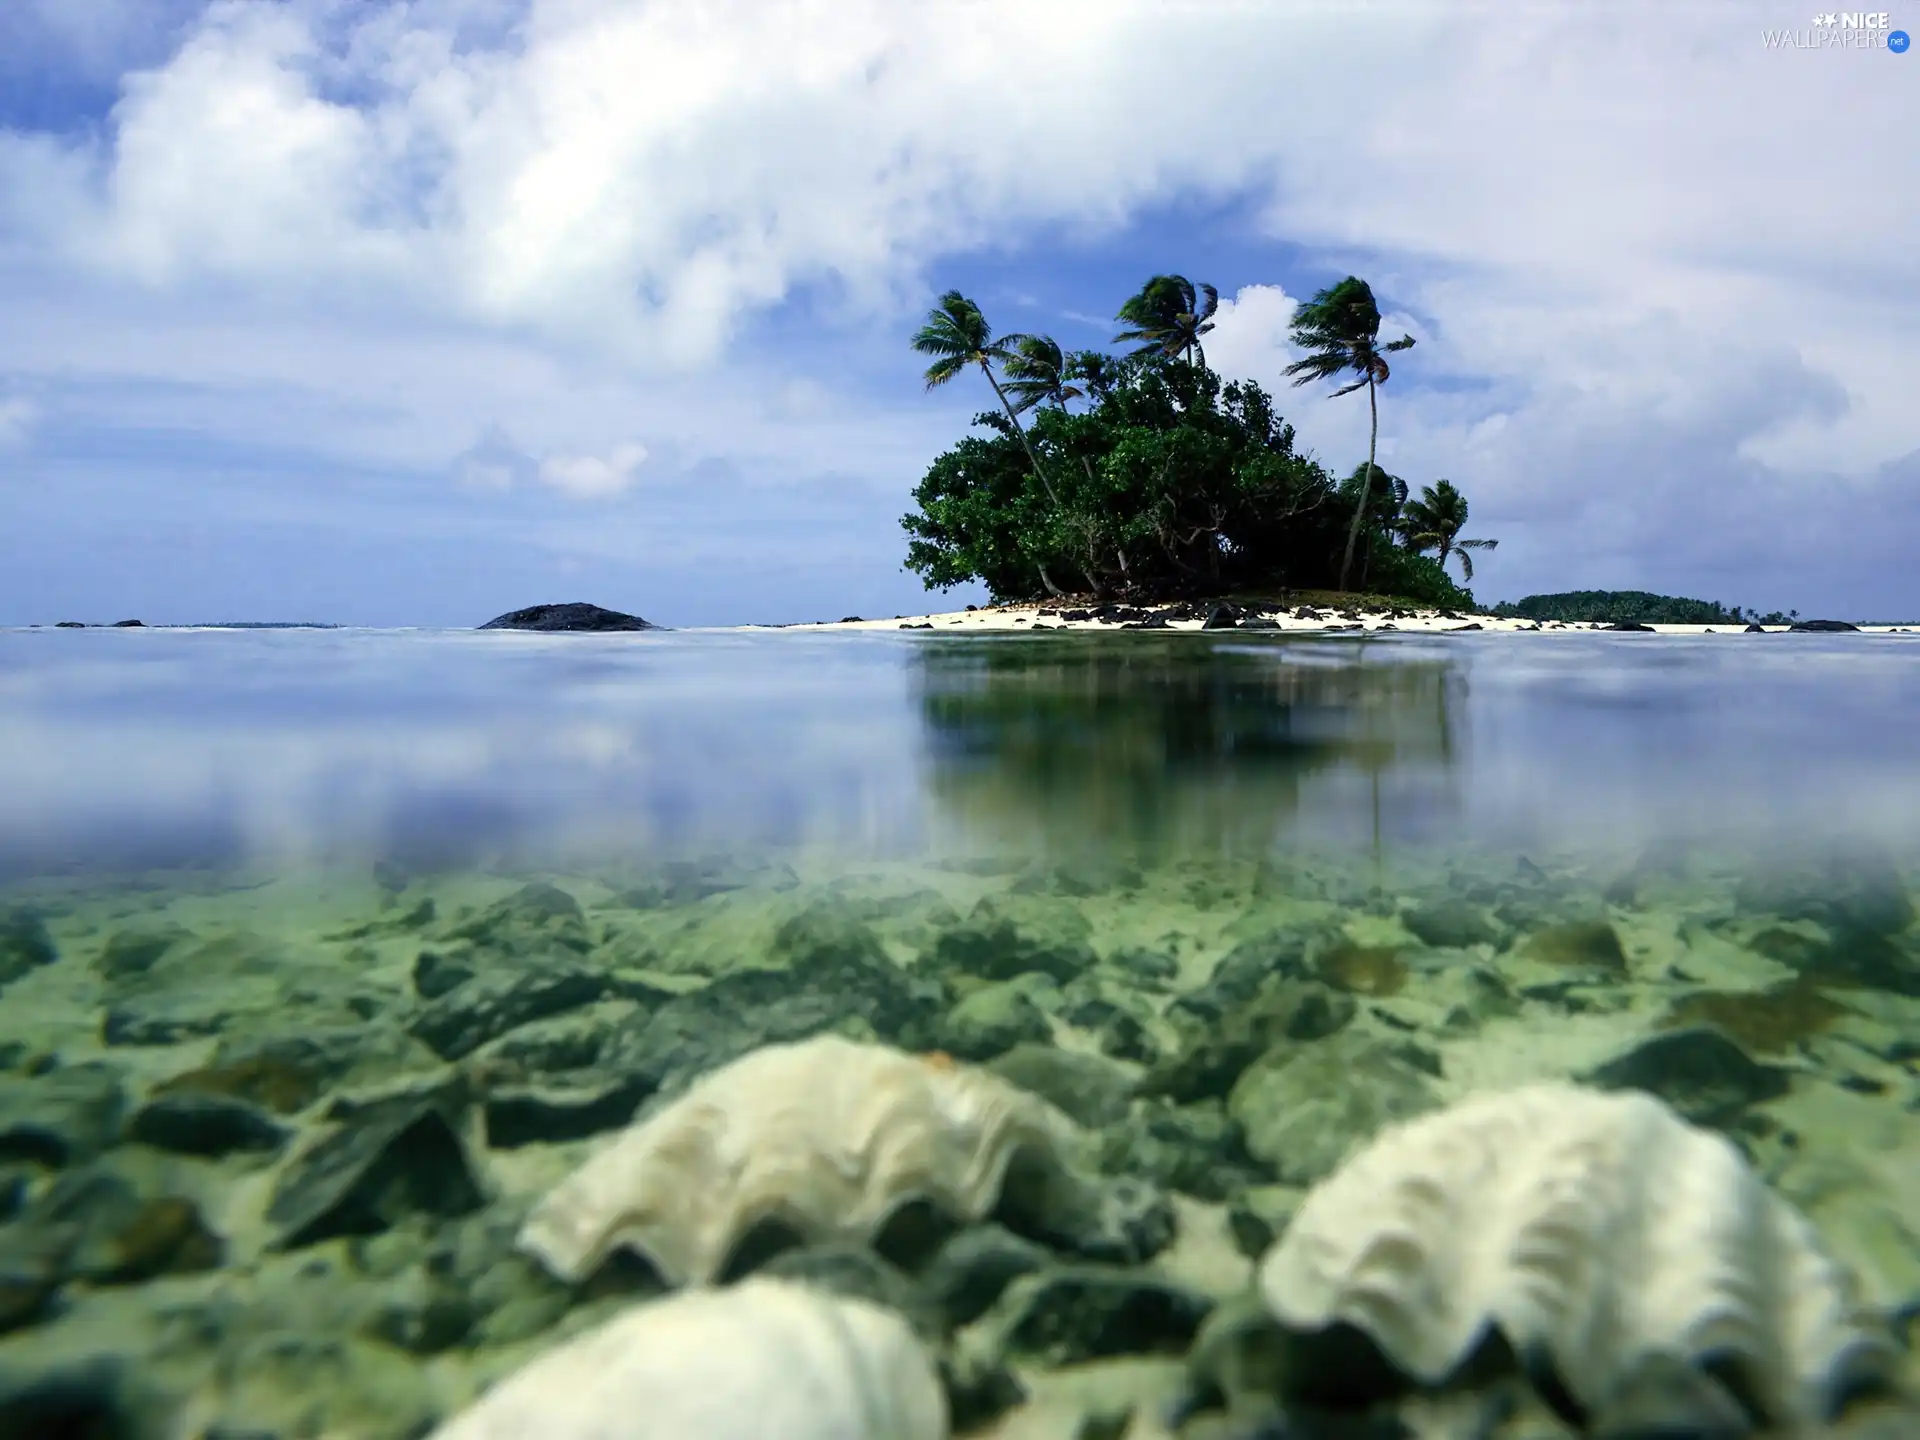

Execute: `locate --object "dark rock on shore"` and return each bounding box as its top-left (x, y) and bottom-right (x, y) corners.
top-left (112, 619), bottom-right (144, 628)
top-left (1790, 619), bottom-right (1860, 632)
top-left (478, 602), bottom-right (660, 632)
top-left (1605, 621), bottom-right (1656, 632)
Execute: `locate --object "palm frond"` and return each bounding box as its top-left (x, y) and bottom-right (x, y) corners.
top-left (919, 354), bottom-right (969, 389)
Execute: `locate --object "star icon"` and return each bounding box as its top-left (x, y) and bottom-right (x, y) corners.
top-left (1823, 11), bottom-right (1838, 22)
top-left (1813, 11), bottom-right (1826, 21)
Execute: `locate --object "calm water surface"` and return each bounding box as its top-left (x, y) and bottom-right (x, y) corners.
top-left (3, 625), bottom-right (1919, 877)
top-left (0, 626), bottom-right (1917, 1435)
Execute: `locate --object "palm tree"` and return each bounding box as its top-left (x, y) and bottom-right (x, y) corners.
top-left (1285, 276), bottom-right (1416, 592)
top-left (1339, 465), bottom-right (1407, 588)
top-left (911, 293), bottom-right (1078, 597)
top-left (1114, 275), bottom-right (1219, 368)
top-left (912, 289), bottom-right (1063, 496)
top-left (1000, 334), bottom-right (1084, 413)
top-left (1400, 479), bottom-right (1498, 582)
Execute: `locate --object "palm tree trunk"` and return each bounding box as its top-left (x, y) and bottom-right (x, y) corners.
top-left (979, 361), bottom-right (1062, 509)
top-left (1337, 378), bottom-right (1379, 592)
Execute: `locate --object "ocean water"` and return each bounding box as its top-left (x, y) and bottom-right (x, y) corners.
top-left (0, 625), bottom-right (1916, 1435)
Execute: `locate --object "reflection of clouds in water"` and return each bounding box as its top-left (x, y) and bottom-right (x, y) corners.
top-left (0, 631), bottom-right (930, 877)
top-left (2, 629), bottom-right (1919, 881)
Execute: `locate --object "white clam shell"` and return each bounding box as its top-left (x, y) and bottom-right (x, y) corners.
top-left (427, 1277), bottom-right (948, 1440)
top-left (519, 1034), bottom-right (1089, 1286)
top-left (1257, 1083), bottom-right (1894, 1426)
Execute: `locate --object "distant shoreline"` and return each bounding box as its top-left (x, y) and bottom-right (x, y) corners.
top-left (739, 602), bottom-right (1918, 636)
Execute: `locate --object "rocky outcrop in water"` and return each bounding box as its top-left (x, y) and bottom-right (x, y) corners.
top-left (477, 603), bottom-right (661, 632)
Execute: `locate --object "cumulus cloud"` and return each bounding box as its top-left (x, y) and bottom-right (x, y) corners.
top-left (0, 0), bottom-right (1915, 616)
top-left (451, 427), bottom-right (647, 499)
top-left (538, 441), bottom-right (647, 499)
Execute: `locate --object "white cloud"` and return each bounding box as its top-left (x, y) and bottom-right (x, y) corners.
top-left (538, 440), bottom-right (647, 499)
top-left (450, 427), bottom-right (649, 499)
top-left (0, 0), bottom-right (1916, 613)
top-left (0, 396), bottom-right (38, 446)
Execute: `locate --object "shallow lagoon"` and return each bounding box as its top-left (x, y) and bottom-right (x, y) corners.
top-left (1, 626), bottom-right (1917, 1435)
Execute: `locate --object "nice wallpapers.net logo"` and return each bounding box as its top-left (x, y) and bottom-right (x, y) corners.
top-left (1763, 11), bottom-right (1912, 48)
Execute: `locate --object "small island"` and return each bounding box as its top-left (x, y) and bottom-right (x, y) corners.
top-left (478, 603), bottom-right (662, 633)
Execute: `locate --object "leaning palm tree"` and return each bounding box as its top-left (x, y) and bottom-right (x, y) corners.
top-left (1400, 479), bottom-right (1498, 582)
top-left (1114, 275), bottom-right (1219, 368)
top-left (1000, 334), bottom-right (1084, 413)
top-left (912, 290), bottom-right (1068, 595)
top-left (1285, 276), bottom-right (1416, 592)
top-left (912, 290), bottom-right (1061, 504)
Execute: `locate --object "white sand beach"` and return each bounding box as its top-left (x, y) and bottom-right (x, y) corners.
top-left (741, 602), bottom-right (1914, 636)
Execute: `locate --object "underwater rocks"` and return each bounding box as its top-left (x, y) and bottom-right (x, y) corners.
top-left (1659, 975), bottom-right (1858, 1055)
top-left (97, 927), bottom-right (377, 1046)
top-left (477, 602), bottom-right (661, 632)
top-left (1227, 1032), bottom-right (1440, 1185)
top-left (931, 894), bottom-right (1100, 983)
top-left (408, 965), bottom-right (613, 1061)
top-left (1584, 1024), bottom-right (1791, 1127)
top-left (612, 855), bottom-right (802, 909)
top-left (0, 1155), bottom-right (224, 1337)
top-left (0, 910), bottom-right (57, 990)
top-left (154, 1025), bottom-right (434, 1115)
top-left (598, 957), bottom-right (944, 1101)
top-left (986, 1044), bottom-right (1137, 1129)
top-left (940, 979), bottom-right (1054, 1061)
top-left (1399, 897), bottom-right (1503, 949)
top-left (1167, 928), bottom-right (1320, 1023)
top-left (985, 1265), bottom-right (1215, 1366)
top-left (1144, 980), bottom-right (1356, 1105)
top-left (126, 1091), bottom-right (290, 1157)
top-left (0, 850), bottom-right (1914, 1438)
top-left (1736, 848), bottom-right (1916, 941)
top-left (267, 1081), bottom-right (486, 1249)
top-left (0, 1064), bottom-right (126, 1167)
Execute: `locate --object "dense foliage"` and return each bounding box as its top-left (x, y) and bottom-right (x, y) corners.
top-left (901, 280), bottom-right (1481, 611)
top-left (1489, 591), bottom-right (1799, 625)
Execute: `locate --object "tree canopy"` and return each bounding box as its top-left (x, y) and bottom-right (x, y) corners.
top-left (901, 279), bottom-right (1485, 610)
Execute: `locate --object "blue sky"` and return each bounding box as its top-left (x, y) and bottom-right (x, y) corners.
top-left (2, 0), bottom-right (1916, 627)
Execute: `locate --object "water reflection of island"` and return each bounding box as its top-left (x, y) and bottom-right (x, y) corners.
top-left (911, 635), bottom-right (1468, 856)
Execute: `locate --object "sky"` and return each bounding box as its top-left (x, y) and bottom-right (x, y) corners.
top-left (0, 0), bottom-right (1915, 628)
